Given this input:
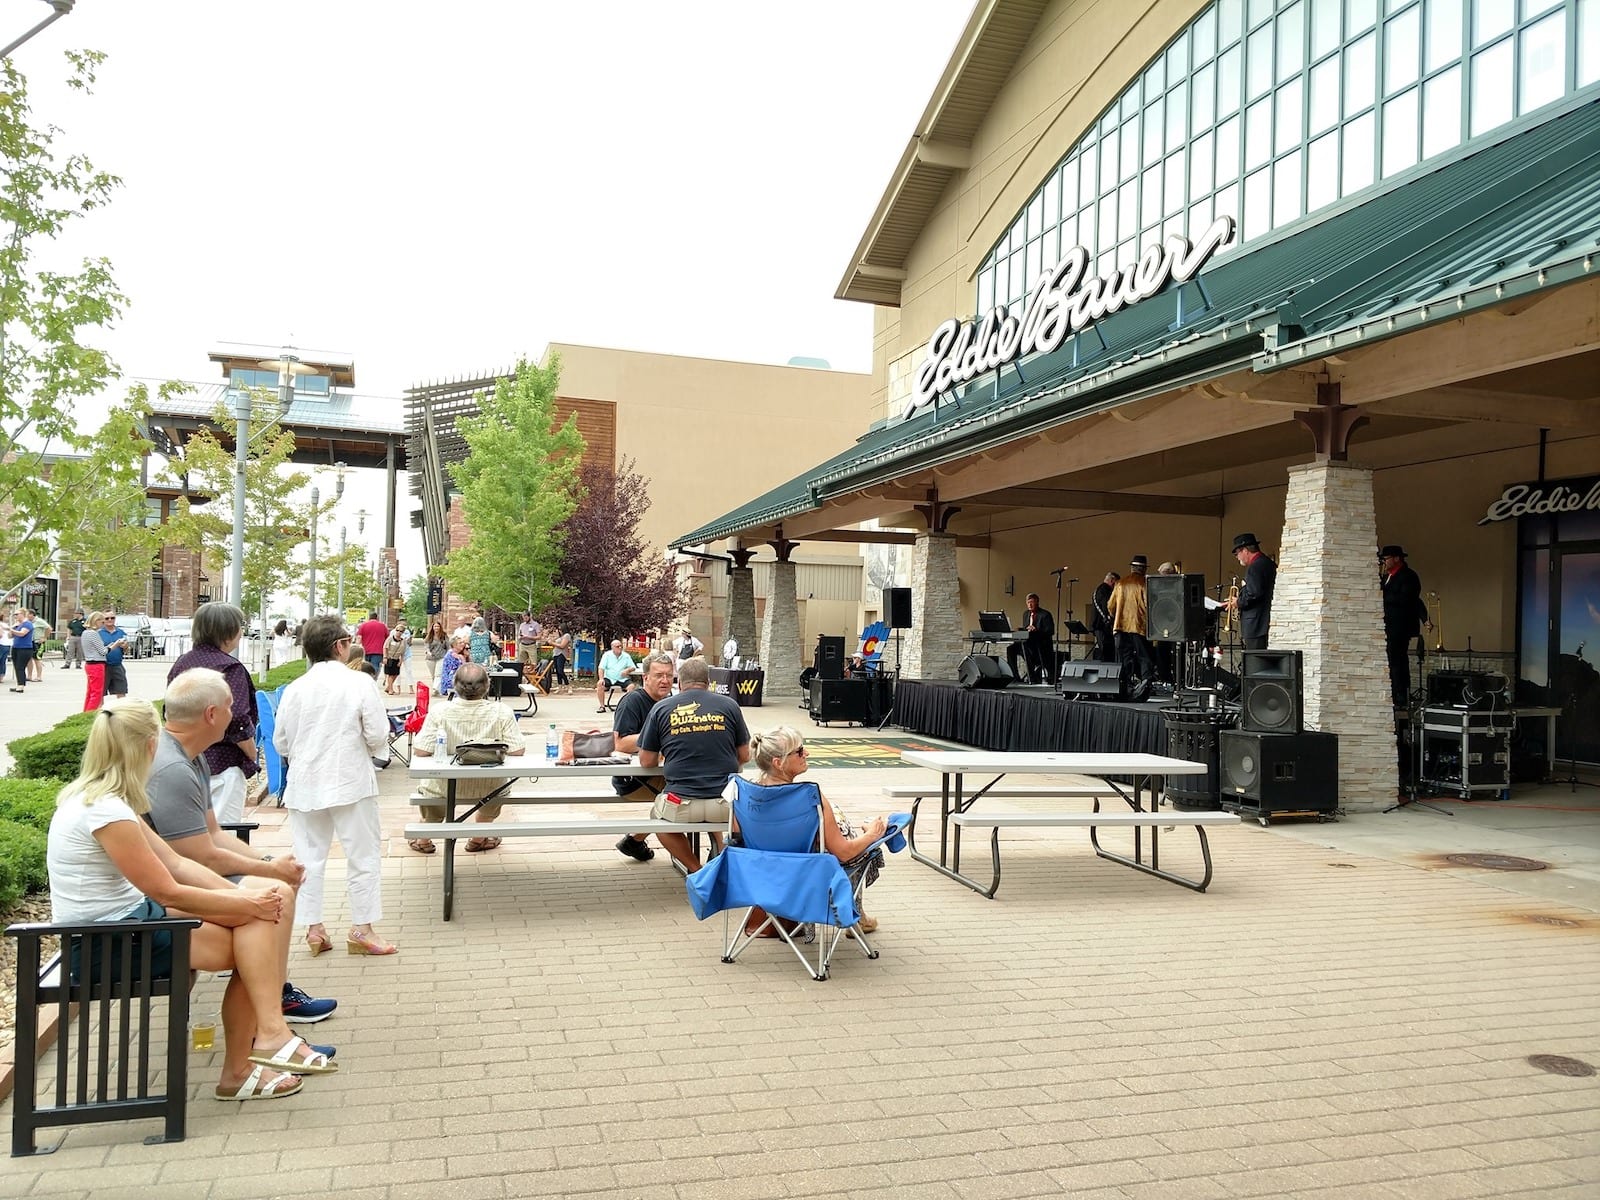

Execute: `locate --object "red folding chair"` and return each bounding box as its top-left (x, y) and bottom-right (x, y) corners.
top-left (393, 683), bottom-right (430, 764)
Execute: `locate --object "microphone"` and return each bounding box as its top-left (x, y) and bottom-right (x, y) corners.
top-left (1068, 578), bottom-right (1080, 583)
top-left (1049, 566), bottom-right (1067, 576)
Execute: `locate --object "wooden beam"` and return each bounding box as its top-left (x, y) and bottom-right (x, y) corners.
top-left (798, 528), bottom-right (991, 549)
top-left (1368, 385), bottom-right (1600, 430)
top-left (968, 487), bottom-right (1223, 516)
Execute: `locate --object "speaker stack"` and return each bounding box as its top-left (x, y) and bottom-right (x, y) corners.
top-left (1147, 573), bottom-right (1208, 642)
top-left (814, 635), bottom-right (845, 681)
top-left (1219, 649), bottom-right (1339, 823)
top-left (884, 587), bottom-right (914, 630)
top-left (958, 655), bottom-right (1014, 690)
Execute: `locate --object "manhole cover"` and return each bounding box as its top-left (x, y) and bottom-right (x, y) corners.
top-left (1525, 915), bottom-right (1579, 928)
top-left (1527, 1054), bottom-right (1596, 1077)
top-left (1444, 853), bottom-right (1549, 871)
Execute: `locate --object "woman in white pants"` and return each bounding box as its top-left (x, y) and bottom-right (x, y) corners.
top-left (273, 615), bottom-right (397, 957)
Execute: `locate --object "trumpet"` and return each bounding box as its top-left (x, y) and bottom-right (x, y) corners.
top-left (1427, 590), bottom-right (1442, 651)
top-left (1221, 579), bottom-right (1239, 634)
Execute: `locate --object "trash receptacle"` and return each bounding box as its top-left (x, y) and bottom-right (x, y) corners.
top-left (1162, 703), bottom-right (1237, 810)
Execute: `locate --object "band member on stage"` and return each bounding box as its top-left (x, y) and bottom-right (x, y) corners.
top-left (1379, 544), bottom-right (1429, 707)
top-left (1108, 556), bottom-right (1154, 686)
top-left (1005, 592), bottom-right (1055, 684)
top-left (1225, 533), bottom-right (1276, 651)
top-left (1089, 571), bottom-right (1118, 662)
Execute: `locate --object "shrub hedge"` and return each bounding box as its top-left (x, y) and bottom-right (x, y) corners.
top-left (0, 777), bottom-right (62, 909)
top-left (7, 724), bottom-right (92, 781)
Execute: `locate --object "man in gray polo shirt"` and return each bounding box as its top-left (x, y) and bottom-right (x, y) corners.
top-left (147, 669), bottom-right (338, 1025)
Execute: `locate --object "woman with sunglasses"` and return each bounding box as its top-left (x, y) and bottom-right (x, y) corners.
top-left (734, 725), bottom-right (887, 937)
top-left (273, 616), bottom-right (397, 957)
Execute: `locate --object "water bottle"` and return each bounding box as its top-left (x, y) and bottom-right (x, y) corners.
top-left (546, 723), bottom-right (558, 762)
top-left (435, 729), bottom-right (447, 760)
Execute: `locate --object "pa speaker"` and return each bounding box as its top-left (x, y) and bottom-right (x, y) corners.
top-left (1241, 648), bottom-right (1304, 734)
top-left (815, 636), bottom-right (845, 681)
top-left (885, 587), bottom-right (914, 630)
top-left (958, 654), bottom-right (1014, 690)
top-left (1147, 573), bottom-right (1208, 642)
top-left (1056, 660), bottom-right (1125, 698)
top-left (1219, 729), bottom-right (1338, 812)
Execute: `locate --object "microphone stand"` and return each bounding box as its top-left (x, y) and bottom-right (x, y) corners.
top-left (1052, 571), bottom-right (1066, 674)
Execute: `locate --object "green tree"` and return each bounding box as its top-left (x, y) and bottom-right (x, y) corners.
top-left (0, 53), bottom-right (153, 593)
top-left (316, 540), bottom-right (379, 617)
top-left (163, 396), bottom-right (335, 619)
top-left (438, 357), bottom-right (583, 616)
top-left (403, 573), bottom-right (430, 629)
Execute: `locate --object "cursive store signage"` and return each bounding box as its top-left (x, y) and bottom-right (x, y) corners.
top-left (906, 215), bottom-right (1236, 419)
top-left (1478, 475), bottom-right (1600, 525)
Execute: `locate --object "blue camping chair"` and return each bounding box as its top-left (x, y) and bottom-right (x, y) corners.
top-left (685, 777), bottom-right (911, 981)
top-left (254, 690), bottom-right (285, 804)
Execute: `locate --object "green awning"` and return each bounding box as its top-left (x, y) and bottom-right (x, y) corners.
top-left (675, 96), bottom-right (1600, 549)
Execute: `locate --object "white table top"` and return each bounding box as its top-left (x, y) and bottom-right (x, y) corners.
top-left (408, 758), bottom-right (663, 781)
top-left (900, 750), bottom-right (1208, 775)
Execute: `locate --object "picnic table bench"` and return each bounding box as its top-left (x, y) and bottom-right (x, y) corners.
top-left (901, 750), bottom-right (1238, 898)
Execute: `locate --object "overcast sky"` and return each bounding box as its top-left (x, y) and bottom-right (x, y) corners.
top-left (17, 0), bottom-right (974, 600)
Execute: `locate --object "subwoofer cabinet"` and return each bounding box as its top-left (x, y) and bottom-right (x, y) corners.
top-left (1219, 729), bottom-right (1338, 824)
top-left (809, 678), bottom-right (870, 726)
top-left (1419, 706), bottom-right (1512, 799)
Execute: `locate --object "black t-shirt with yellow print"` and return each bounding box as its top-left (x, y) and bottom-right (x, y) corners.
top-left (637, 688), bottom-right (750, 799)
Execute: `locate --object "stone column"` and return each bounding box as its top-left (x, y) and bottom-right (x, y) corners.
top-left (759, 558), bottom-right (801, 699)
top-left (1272, 460), bottom-right (1395, 811)
top-left (902, 532), bottom-right (962, 681)
top-left (726, 563), bottom-right (758, 662)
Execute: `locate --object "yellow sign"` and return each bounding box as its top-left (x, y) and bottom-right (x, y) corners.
top-left (736, 677), bottom-right (760, 696)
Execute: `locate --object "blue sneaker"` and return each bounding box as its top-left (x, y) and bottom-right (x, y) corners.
top-left (282, 982), bottom-right (337, 1024)
top-left (308, 1041), bottom-right (337, 1059)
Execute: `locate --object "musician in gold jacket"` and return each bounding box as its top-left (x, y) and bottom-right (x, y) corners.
top-left (1107, 556), bottom-right (1154, 687)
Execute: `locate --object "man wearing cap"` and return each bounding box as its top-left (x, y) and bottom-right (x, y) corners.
top-left (1107, 556), bottom-right (1154, 688)
top-left (1226, 534), bottom-right (1276, 651)
top-left (1380, 545), bottom-right (1428, 707)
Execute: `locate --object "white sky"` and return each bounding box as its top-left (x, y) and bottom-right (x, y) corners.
top-left (16, 0), bottom-right (975, 599)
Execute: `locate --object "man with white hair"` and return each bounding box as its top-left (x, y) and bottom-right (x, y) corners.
top-left (594, 638), bottom-right (637, 713)
top-left (147, 668), bottom-right (339, 1026)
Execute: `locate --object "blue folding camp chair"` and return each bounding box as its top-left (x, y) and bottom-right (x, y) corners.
top-left (254, 690), bottom-right (285, 805)
top-left (685, 777), bottom-right (910, 981)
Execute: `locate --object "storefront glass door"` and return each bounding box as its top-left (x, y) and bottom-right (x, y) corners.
top-left (1552, 547), bottom-right (1600, 765)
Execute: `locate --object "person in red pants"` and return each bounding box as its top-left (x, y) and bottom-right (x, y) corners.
top-left (81, 608), bottom-right (107, 711)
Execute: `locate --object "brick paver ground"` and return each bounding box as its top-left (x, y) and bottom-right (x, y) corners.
top-left (4, 666), bottom-right (1597, 1198)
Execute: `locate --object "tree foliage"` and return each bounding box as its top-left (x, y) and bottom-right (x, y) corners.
top-left (403, 573), bottom-right (430, 629)
top-left (545, 456), bottom-right (684, 644)
top-left (0, 53), bottom-right (155, 595)
top-left (316, 538), bottom-right (380, 616)
top-left (437, 356), bottom-right (583, 616)
top-left (162, 396), bottom-right (334, 618)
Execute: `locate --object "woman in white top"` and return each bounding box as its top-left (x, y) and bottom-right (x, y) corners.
top-left (47, 699), bottom-right (337, 1101)
top-left (271, 619), bottom-right (295, 665)
top-left (273, 615), bottom-right (396, 956)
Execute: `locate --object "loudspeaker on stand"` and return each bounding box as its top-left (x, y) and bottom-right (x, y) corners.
top-left (1240, 649), bottom-right (1304, 734)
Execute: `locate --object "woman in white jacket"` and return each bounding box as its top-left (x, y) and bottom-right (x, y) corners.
top-left (273, 614), bottom-right (397, 957)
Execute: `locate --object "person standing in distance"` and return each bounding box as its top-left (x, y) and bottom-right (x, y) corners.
top-left (1225, 533), bottom-right (1277, 651)
top-left (1089, 572), bottom-right (1118, 663)
top-left (1379, 544), bottom-right (1429, 708)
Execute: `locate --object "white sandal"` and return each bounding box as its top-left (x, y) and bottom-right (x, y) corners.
top-left (247, 1034), bottom-right (339, 1075)
top-left (215, 1063), bottom-right (303, 1101)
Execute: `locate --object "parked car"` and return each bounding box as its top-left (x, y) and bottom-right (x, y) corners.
top-left (114, 614), bottom-right (157, 659)
top-left (144, 617), bottom-right (193, 657)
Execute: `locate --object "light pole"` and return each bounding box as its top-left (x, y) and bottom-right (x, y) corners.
top-left (337, 525), bottom-right (346, 616)
top-left (230, 350), bottom-right (305, 606)
top-left (307, 485), bottom-right (319, 622)
top-left (0, 0), bottom-right (74, 59)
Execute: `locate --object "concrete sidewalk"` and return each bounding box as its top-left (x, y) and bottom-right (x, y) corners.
top-left (3, 670), bottom-right (1598, 1198)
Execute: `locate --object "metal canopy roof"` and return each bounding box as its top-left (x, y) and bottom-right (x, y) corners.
top-left (681, 98), bottom-right (1600, 548)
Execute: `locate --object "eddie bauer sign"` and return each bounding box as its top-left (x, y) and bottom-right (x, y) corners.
top-left (1478, 475), bottom-right (1600, 525)
top-left (906, 215), bottom-right (1236, 419)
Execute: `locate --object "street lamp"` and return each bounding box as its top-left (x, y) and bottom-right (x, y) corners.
top-left (0, 1), bottom-right (74, 59)
top-left (308, 462), bottom-right (347, 621)
top-left (228, 349), bottom-right (306, 606)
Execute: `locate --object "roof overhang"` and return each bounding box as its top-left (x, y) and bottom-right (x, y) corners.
top-left (835, 0), bottom-right (1050, 306)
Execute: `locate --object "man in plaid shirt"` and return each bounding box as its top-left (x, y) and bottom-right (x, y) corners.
top-left (409, 663), bottom-right (525, 854)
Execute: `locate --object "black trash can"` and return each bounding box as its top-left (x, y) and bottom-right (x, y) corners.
top-left (1162, 703), bottom-right (1238, 811)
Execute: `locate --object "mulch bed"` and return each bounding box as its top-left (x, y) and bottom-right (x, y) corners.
top-left (0, 893), bottom-right (54, 1056)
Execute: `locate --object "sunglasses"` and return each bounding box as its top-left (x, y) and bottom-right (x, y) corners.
top-left (785, 746), bottom-right (808, 758)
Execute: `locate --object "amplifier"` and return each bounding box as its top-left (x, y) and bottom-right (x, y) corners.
top-left (1425, 670), bottom-right (1506, 708)
top-left (809, 678), bottom-right (869, 725)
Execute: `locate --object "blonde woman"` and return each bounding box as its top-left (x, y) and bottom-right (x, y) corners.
top-left (46, 700), bottom-right (337, 1101)
top-left (80, 610), bottom-right (107, 711)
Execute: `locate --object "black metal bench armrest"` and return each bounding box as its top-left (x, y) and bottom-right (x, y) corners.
top-left (220, 821), bottom-right (259, 845)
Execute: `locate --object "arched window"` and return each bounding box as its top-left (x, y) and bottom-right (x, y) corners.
top-left (976, 0), bottom-right (1600, 317)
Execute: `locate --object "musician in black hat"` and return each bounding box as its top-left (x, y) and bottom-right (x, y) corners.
top-left (1379, 544), bottom-right (1428, 707)
top-left (1108, 555), bottom-right (1154, 687)
top-left (1224, 533), bottom-right (1276, 651)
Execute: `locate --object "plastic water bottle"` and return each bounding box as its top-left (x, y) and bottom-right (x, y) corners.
top-left (435, 729), bottom-right (447, 759)
top-left (546, 723), bottom-right (558, 762)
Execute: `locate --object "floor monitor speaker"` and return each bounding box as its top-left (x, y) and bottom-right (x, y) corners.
top-left (815, 635), bottom-right (846, 681)
top-left (1219, 729), bottom-right (1338, 812)
top-left (1241, 648), bottom-right (1304, 734)
top-left (958, 654), bottom-right (1014, 690)
top-left (1147, 573), bottom-right (1208, 642)
top-left (885, 587), bottom-right (914, 630)
top-left (1056, 660), bottom-right (1125, 699)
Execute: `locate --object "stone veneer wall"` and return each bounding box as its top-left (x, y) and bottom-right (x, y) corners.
top-left (903, 533), bottom-right (963, 682)
top-left (1272, 461), bottom-right (1395, 810)
top-left (726, 566), bottom-right (757, 662)
top-left (759, 559), bottom-right (801, 697)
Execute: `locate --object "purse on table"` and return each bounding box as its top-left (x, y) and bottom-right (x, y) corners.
top-left (556, 729), bottom-right (617, 764)
top-left (452, 741), bottom-right (509, 766)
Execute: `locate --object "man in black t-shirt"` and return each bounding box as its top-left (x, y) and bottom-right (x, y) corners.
top-left (611, 652), bottom-right (676, 863)
top-left (638, 656), bottom-right (750, 874)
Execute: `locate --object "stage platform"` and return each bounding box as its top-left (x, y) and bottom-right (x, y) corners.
top-left (891, 678), bottom-right (1170, 756)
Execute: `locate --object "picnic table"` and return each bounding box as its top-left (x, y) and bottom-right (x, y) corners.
top-left (900, 750), bottom-right (1236, 898)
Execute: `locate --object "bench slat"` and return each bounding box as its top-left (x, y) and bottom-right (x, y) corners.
top-left (951, 811), bottom-right (1239, 828)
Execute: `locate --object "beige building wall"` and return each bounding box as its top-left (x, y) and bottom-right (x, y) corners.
top-left (545, 344), bottom-right (871, 558)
